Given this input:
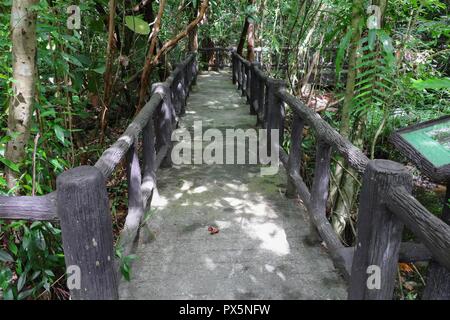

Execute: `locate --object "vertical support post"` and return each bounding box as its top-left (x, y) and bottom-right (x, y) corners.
top-left (120, 140), bottom-right (144, 257)
top-left (153, 83), bottom-right (174, 168)
top-left (232, 53), bottom-right (237, 85)
top-left (348, 160), bottom-right (412, 300)
top-left (286, 115), bottom-right (304, 198)
top-left (265, 79), bottom-right (286, 155)
top-left (250, 62), bottom-right (260, 115)
top-left (241, 62), bottom-right (247, 97)
top-left (57, 166), bottom-right (118, 300)
top-left (142, 118), bottom-right (156, 209)
top-left (309, 141), bottom-right (332, 240)
top-left (257, 78), bottom-right (265, 126)
top-left (236, 58), bottom-right (241, 89)
top-left (422, 180), bottom-right (450, 300)
top-left (192, 53), bottom-right (198, 86)
top-left (246, 62), bottom-right (251, 102)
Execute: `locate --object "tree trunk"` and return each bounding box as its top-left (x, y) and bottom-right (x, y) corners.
top-left (188, 1), bottom-right (199, 52)
top-left (100, 0), bottom-right (117, 144)
top-left (237, 0), bottom-right (255, 56)
top-left (330, 0), bottom-right (364, 233)
top-left (5, 0), bottom-right (39, 191)
top-left (247, 19), bottom-right (255, 61)
top-left (137, 0), bottom-right (167, 110)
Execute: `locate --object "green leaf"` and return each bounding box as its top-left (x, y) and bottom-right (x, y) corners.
top-left (0, 249), bottom-right (14, 262)
top-left (93, 65), bottom-right (106, 74)
top-left (54, 125), bottom-right (65, 145)
top-left (336, 28), bottom-right (353, 77)
top-left (411, 77), bottom-right (450, 90)
top-left (17, 272), bottom-right (27, 291)
top-left (125, 16), bottom-right (150, 35)
top-left (61, 52), bottom-right (84, 68)
top-left (0, 158), bottom-right (20, 173)
top-left (17, 288), bottom-right (34, 300)
top-left (8, 242), bottom-right (18, 256)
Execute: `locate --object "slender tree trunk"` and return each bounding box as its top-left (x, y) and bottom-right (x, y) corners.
top-left (137, 0), bottom-right (209, 111)
top-left (339, 0), bottom-right (363, 138)
top-left (330, 0), bottom-right (364, 235)
top-left (5, 0), bottom-right (38, 192)
top-left (188, 1), bottom-right (199, 52)
top-left (100, 0), bottom-right (117, 144)
top-left (247, 19), bottom-right (255, 61)
top-left (137, 0), bottom-right (167, 110)
top-left (237, 0), bottom-right (255, 56)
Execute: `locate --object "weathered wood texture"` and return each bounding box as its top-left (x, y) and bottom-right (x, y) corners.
top-left (387, 186), bottom-right (450, 271)
top-left (0, 192), bottom-right (57, 221)
top-left (285, 116), bottom-right (304, 198)
top-left (234, 51), bottom-right (348, 278)
top-left (57, 166), bottom-right (118, 300)
top-left (95, 53), bottom-right (196, 180)
top-left (233, 50), bottom-right (450, 300)
top-left (349, 160), bottom-right (412, 300)
top-left (422, 181), bottom-right (450, 300)
top-left (277, 90), bottom-right (369, 174)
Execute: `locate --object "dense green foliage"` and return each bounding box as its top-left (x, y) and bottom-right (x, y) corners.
top-left (0, 0), bottom-right (449, 300)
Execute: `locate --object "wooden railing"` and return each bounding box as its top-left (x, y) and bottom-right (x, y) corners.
top-left (0, 52), bottom-right (198, 300)
top-left (232, 50), bottom-right (450, 300)
top-left (198, 47), bottom-right (232, 70)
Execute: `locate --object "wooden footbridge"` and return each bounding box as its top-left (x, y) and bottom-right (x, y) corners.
top-left (1, 50), bottom-right (449, 300)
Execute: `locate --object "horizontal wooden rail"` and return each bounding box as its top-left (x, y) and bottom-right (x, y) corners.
top-left (387, 186), bottom-right (450, 270)
top-left (0, 192), bottom-right (58, 221)
top-left (232, 50), bottom-right (450, 300)
top-left (0, 52), bottom-right (199, 300)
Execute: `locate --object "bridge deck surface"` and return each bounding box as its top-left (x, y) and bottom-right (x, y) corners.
top-left (119, 70), bottom-right (347, 300)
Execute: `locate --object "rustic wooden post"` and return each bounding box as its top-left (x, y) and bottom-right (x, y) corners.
top-left (192, 53), bottom-right (198, 86)
top-left (422, 180), bottom-right (450, 300)
top-left (232, 53), bottom-right (237, 85)
top-left (241, 62), bottom-right (247, 97)
top-left (250, 62), bottom-right (260, 115)
top-left (142, 119), bottom-right (156, 210)
top-left (153, 83), bottom-right (174, 168)
top-left (257, 78), bottom-right (265, 126)
top-left (120, 140), bottom-right (144, 257)
top-left (348, 160), bottom-right (412, 300)
top-left (237, 58), bottom-right (242, 90)
top-left (57, 166), bottom-right (118, 300)
top-left (286, 115), bottom-right (304, 198)
top-left (246, 62), bottom-right (251, 102)
top-left (308, 141), bottom-right (332, 239)
top-left (265, 79), bottom-right (286, 155)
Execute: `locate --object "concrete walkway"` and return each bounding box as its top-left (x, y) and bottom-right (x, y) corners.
top-left (119, 70), bottom-right (347, 300)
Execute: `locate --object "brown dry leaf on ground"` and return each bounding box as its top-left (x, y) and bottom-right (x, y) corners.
top-left (208, 226), bottom-right (219, 235)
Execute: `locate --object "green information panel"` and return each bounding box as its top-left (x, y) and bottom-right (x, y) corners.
top-left (401, 119), bottom-right (450, 167)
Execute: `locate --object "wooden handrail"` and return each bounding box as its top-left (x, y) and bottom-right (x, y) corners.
top-left (0, 52), bottom-right (199, 300)
top-left (232, 50), bottom-right (450, 300)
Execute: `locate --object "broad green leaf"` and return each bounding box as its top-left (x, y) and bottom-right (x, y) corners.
top-left (54, 125), bottom-right (65, 145)
top-left (17, 289), bottom-right (34, 300)
top-left (411, 77), bottom-right (450, 90)
top-left (336, 28), bottom-right (353, 77)
top-left (0, 249), bottom-right (14, 262)
top-left (61, 52), bottom-right (84, 68)
top-left (93, 65), bottom-right (106, 74)
top-left (17, 272), bottom-right (27, 291)
top-left (0, 158), bottom-right (20, 173)
top-left (125, 16), bottom-right (150, 35)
